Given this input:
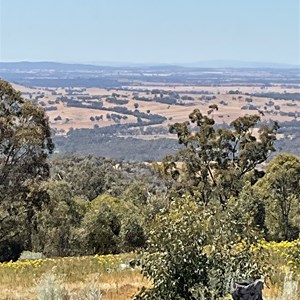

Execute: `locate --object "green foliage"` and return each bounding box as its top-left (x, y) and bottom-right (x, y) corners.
top-left (0, 80), bottom-right (53, 259)
top-left (0, 81), bottom-right (53, 197)
top-left (135, 109), bottom-right (279, 299)
top-left (78, 194), bottom-right (145, 255)
top-left (51, 155), bottom-right (113, 200)
top-left (121, 183), bottom-right (148, 206)
top-left (32, 180), bottom-right (85, 257)
top-left (135, 199), bottom-right (265, 300)
top-left (226, 182), bottom-right (267, 237)
top-left (162, 108), bottom-right (278, 206)
top-left (80, 195), bottom-right (122, 254)
top-left (122, 218), bottom-right (147, 251)
top-left (255, 153), bottom-right (300, 241)
top-left (51, 155), bottom-right (164, 200)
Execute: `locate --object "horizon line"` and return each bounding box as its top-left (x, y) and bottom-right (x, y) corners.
top-left (1, 59), bottom-right (299, 68)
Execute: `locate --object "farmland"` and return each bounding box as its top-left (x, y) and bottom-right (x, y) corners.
top-left (1, 62), bottom-right (299, 160)
top-left (12, 83), bottom-right (300, 135)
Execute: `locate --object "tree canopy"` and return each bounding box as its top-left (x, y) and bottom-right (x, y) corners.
top-left (160, 108), bottom-right (279, 206)
top-left (136, 108), bottom-right (279, 299)
top-left (255, 153), bottom-right (300, 240)
top-left (0, 80), bottom-right (54, 251)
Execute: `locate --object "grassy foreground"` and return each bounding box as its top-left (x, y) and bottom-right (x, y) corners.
top-left (0, 241), bottom-right (299, 299)
top-left (0, 253), bottom-right (149, 299)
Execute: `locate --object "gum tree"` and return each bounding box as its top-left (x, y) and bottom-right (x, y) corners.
top-left (160, 108), bottom-right (279, 206)
top-left (0, 80), bottom-right (54, 254)
top-left (255, 153), bottom-right (300, 240)
top-left (136, 108), bottom-right (277, 299)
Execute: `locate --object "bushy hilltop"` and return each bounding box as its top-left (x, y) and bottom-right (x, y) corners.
top-left (1, 80), bottom-right (300, 299)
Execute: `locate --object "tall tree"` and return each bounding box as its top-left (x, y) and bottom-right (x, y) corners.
top-left (160, 108), bottom-right (279, 206)
top-left (135, 109), bottom-right (277, 300)
top-left (255, 153), bottom-right (300, 240)
top-left (0, 80), bottom-right (54, 253)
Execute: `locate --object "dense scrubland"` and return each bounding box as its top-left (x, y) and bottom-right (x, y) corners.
top-left (0, 79), bottom-right (300, 299)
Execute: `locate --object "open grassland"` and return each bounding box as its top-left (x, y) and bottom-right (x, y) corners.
top-left (0, 241), bottom-right (299, 300)
top-left (13, 83), bottom-right (300, 136)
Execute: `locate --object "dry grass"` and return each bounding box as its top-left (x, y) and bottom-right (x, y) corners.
top-left (0, 253), bottom-right (150, 300)
top-left (2, 271), bottom-right (148, 300)
top-left (14, 83), bottom-right (300, 136)
top-left (1, 243), bottom-right (299, 300)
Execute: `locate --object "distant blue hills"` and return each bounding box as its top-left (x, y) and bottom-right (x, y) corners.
top-left (0, 60), bottom-right (299, 70)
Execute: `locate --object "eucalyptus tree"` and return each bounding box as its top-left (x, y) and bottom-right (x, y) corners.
top-left (255, 153), bottom-right (300, 240)
top-left (160, 108), bottom-right (279, 206)
top-left (136, 108), bottom-right (277, 299)
top-left (0, 80), bottom-right (54, 253)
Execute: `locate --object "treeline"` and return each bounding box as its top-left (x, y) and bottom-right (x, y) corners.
top-left (54, 134), bottom-right (180, 161)
top-left (53, 121), bottom-right (300, 161)
top-left (4, 77), bottom-right (123, 88)
top-left (252, 92), bottom-right (300, 101)
top-left (65, 100), bottom-right (166, 125)
top-left (3, 148), bottom-right (299, 263)
top-left (15, 156), bottom-right (166, 259)
top-left (0, 154), bottom-right (168, 260)
top-left (275, 120), bottom-right (300, 157)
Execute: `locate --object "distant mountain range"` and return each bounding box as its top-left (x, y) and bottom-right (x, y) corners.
top-left (0, 60), bottom-right (299, 71)
top-left (0, 61), bottom-right (114, 71)
top-left (180, 60), bottom-right (299, 69)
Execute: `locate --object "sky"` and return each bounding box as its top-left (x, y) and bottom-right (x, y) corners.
top-left (0, 0), bottom-right (299, 65)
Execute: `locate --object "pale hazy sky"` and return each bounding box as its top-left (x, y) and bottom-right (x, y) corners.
top-left (0, 0), bottom-right (299, 65)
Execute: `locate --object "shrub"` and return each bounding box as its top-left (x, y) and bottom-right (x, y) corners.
top-left (135, 199), bottom-right (265, 300)
top-left (80, 278), bottom-right (102, 300)
top-left (36, 272), bottom-right (69, 300)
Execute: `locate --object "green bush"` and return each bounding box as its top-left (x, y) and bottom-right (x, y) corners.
top-left (135, 199), bottom-right (266, 300)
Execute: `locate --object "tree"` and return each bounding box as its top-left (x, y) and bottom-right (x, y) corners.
top-left (79, 194), bottom-right (140, 255)
top-left (255, 153), bottom-right (300, 241)
top-left (0, 80), bottom-right (54, 258)
top-left (51, 155), bottom-right (125, 200)
top-left (32, 180), bottom-right (85, 257)
top-left (135, 199), bottom-right (266, 300)
top-left (135, 109), bottom-right (276, 299)
top-left (160, 108), bottom-right (278, 206)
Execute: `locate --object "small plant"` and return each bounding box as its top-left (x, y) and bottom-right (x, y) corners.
top-left (36, 272), bottom-right (70, 300)
top-left (82, 283), bottom-right (102, 300)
